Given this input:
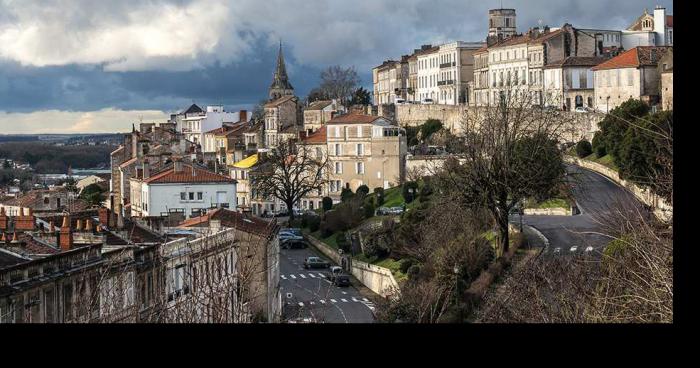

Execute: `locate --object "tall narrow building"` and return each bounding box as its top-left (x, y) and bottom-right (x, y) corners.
top-left (269, 42), bottom-right (295, 100)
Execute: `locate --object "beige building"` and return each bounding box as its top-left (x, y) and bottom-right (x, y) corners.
top-left (543, 56), bottom-right (607, 110)
top-left (263, 95), bottom-right (300, 148)
top-left (471, 46), bottom-right (490, 106)
top-left (303, 100), bottom-right (341, 134)
top-left (436, 41), bottom-right (484, 105)
top-left (325, 114), bottom-right (407, 202)
top-left (372, 60), bottom-right (404, 105)
top-left (659, 49), bottom-right (673, 111)
top-left (592, 46), bottom-right (672, 112)
top-left (299, 126), bottom-right (330, 211)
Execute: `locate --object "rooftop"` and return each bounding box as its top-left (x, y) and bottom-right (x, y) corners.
top-left (303, 126), bottom-right (327, 144)
top-left (591, 46), bottom-right (672, 71)
top-left (144, 163), bottom-right (237, 185)
top-left (178, 208), bottom-right (279, 239)
top-left (326, 113), bottom-right (387, 125)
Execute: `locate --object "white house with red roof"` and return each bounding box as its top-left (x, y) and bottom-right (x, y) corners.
top-left (129, 160), bottom-right (237, 219)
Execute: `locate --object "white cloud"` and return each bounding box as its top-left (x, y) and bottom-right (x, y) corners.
top-left (0, 108), bottom-right (168, 133)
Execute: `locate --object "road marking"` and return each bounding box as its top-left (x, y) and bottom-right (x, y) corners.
top-left (317, 273), bottom-right (326, 278)
top-left (341, 291), bottom-right (347, 295)
top-left (309, 301), bottom-right (315, 305)
top-left (351, 297), bottom-right (359, 302)
top-left (341, 298), bottom-right (348, 303)
top-left (308, 273), bottom-right (316, 278)
top-left (280, 275), bottom-right (287, 280)
top-left (290, 275), bottom-right (296, 279)
top-left (570, 246), bottom-right (578, 252)
top-left (319, 300), bottom-right (326, 304)
top-left (299, 274), bottom-right (307, 279)
top-left (330, 299), bottom-right (337, 303)
top-left (362, 298), bottom-right (369, 302)
top-left (298, 302), bottom-right (304, 307)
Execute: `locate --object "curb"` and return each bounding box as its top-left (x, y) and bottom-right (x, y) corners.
top-left (522, 224), bottom-right (550, 258)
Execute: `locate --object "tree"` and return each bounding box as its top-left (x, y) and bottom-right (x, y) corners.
top-left (340, 187), bottom-right (354, 202)
top-left (356, 185), bottom-right (370, 198)
top-left (575, 140), bottom-right (592, 158)
top-left (80, 183), bottom-right (106, 206)
top-left (373, 187), bottom-right (385, 206)
top-left (435, 89), bottom-right (569, 254)
top-left (402, 181), bottom-right (419, 203)
top-left (322, 196), bottom-right (333, 212)
top-left (250, 140), bottom-right (330, 222)
top-left (306, 88), bottom-right (327, 104)
top-left (596, 99), bottom-right (650, 165)
top-left (350, 87), bottom-right (371, 106)
top-left (318, 65), bottom-right (360, 106)
top-left (420, 119), bottom-right (444, 142)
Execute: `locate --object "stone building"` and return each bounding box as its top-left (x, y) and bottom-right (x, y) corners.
top-left (269, 42), bottom-right (295, 101)
top-left (543, 56), bottom-right (608, 110)
top-left (303, 100), bottom-right (342, 134)
top-left (487, 8), bottom-right (517, 45)
top-left (372, 59), bottom-right (403, 105)
top-left (659, 48), bottom-right (673, 111)
top-left (263, 95), bottom-right (301, 148)
top-left (436, 41), bottom-right (484, 105)
top-left (592, 46), bottom-right (672, 112)
top-left (325, 113), bottom-right (407, 202)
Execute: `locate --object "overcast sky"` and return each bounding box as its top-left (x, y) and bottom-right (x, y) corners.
top-left (0, 0), bottom-right (673, 134)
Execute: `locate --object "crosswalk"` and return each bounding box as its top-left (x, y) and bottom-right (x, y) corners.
top-left (543, 245), bottom-right (598, 255)
top-left (280, 272), bottom-right (327, 281)
top-left (295, 297), bottom-right (374, 310)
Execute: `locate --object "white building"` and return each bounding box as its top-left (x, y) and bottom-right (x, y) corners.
top-left (130, 160), bottom-right (237, 219)
top-left (416, 46), bottom-right (441, 103)
top-left (436, 41), bottom-right (484, 105)
top-left (179, 104), bottom-right (246, 148)
top-left (622, 7), bottom-right (673, 49)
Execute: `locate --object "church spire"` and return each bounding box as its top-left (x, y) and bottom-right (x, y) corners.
top-left (269, 41), bottom-right (294, 101)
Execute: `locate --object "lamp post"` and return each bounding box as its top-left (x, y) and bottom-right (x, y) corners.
top-left (454, 265), bottom-right (462, 322)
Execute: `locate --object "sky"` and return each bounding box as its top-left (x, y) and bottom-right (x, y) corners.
top-left (0, 0), bottom-right (673, 134)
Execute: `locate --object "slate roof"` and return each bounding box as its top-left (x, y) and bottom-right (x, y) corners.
top-left (264, 95), bottom-right (297, 108)
top-left (544, 56), bottom-right (609, 69)
top-left (182, 104), bottom-right (204, 115)
top-left (306, 100), bottom-right (334, 111)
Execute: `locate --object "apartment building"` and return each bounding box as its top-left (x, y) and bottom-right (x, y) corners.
top-left (416, 46), bottom-right (441, 103)
top-left (325, 113), bottom-right (406, 202)
top-left (373, 60), bottom-right (404, 105)
top-left (436, 41), bottom-right (484, 105)
top-left (543, 56), bottom-right (608, 110)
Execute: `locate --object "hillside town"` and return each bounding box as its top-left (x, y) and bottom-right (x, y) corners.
top-left (0, 5), bottom-right (673, 324)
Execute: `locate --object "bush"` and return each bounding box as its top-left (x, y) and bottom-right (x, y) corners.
top-left (407, 264), bottom-right (421, 280)
top-left (420, 119), bottom-right (444, 141)
top-left (336, 232), bottom-right (350, 252)
top-left (356, 185), bottom-right (370, 198)
top-left (575, 140), bottom-right (592, 158)
top-left (374, 187), bottom-right (385, 206)
top-left (418, 182), bottom-right (433, 201)
top-left (322, 196), bottom-right (333, 212)
top-left (308, 216), bottom-right (321, 232)
top-left (592, 131), bottom-right (606, 158)
top-left (363, 197), bottom-right (376, 219)
top-left (321, 200), bottom-right (364, 234)
top-left (402, 181), bottom-right (419, 203)
top-left (341, 187), bottom-right (354, 202)
top-left (399, 259), bottom-right (414, 274)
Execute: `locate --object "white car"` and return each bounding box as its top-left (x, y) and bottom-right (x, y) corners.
top-left (574, 106), bottom-right (589, 113)
top-left (421, 98), bottom-right (435, 105)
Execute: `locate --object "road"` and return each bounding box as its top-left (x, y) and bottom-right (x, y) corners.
top-left (516, 165), bottom-right (644, 257)
top-left (279, 245), bottom-right (376, 323)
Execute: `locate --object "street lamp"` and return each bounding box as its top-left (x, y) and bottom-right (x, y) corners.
top-left (453, 265), bottom-right (462, 322)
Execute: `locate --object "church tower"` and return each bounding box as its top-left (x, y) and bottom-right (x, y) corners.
top-left (269, 42), bottom-right (295, 101)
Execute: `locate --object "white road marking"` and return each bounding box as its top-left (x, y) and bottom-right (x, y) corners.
top-left (586, 246), bottom-right (594, 252)
top-left (309, 301), bottom-right (315, 305)
top-left (341, 291), bottom-right (347, 295)
top-left (290, 275), bottom-right (296, 279)
top-left (352, 297), bottom-right (359, 302)
top-left (362, 298), bottom-right (369, 302)
top-left (317, 273), bottom-right (326, 278)
top-left (280, 275), bottom-right (287, 280)
top-left (308, 273), bottom-right (316, 278)
top-left (330, 299), bottom-right (337, 303)
top-left (298, 302), bottom-right (304, 307)
top-left (554, 247), bottom-right (561, 253)
top-left (319, 300), bottom-right (326, 304)
top-left (570, 246), bottom-right (578, 252)
top-left (341, 298), bottom-right (348, 303)
top-left (299, 274), bottom-right (307, 279)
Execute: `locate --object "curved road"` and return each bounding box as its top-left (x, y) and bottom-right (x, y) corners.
top-left (517, 165), bottom-right (644, 257)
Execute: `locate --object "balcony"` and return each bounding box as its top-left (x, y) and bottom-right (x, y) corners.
top-left (437, 80), bottom-right (455, 86)
top-left (439, 62), bottom-right (456, 69)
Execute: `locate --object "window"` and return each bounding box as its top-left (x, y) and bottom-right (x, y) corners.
top-left (63, 284), bottom-right (73, 322)
top-left (335, 162), bottom-right (343, 174)
top-left (189, 192), bottom-right (195, 201)
top-left (356, 144), bottom-right (364, 155)
top-left (44, 289), bottom-right (55, 323)
top-left (197, 192), bottom-right (203, 201)
top-left (357, 126), bottom-right (362, 138)
top-left (335, 144), bottom-right (341, 156)
top-left (356, 162), bottom-right (365, 174)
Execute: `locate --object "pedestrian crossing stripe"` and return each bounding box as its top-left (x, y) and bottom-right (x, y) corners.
top-left (280, 275), bottom-right (287, 280)
top-left (310, 302), bottom-right (315, 305)
top-left (309, 273), bottom-right (316, 278)
top-left (362, 298), bottom-right (369, 302)
top-left (330, 299), bottom-right (337, 303)
top-left (298, 302), bottom-right (304, 307)
top-left (570, 246), bottom-right (578, 252)
top-left (341, 298), bottom-right (348, 302)
top-left (585, 246), bottom-right (594, 252)
top-left (320, 300), bottom-right (326, 304)
top-left (351, 297), bottom-right (359, 302)
top-left (317, 273), bottom-right (325, 278)
top-left (290, 275), bottom-right (296, 279)
top-left (299, 274), bottom-right (307, 279)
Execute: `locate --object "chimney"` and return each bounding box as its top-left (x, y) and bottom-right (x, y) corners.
top-left (98, 207), bottom-right (109, 226)
top-left (117, 204), bottom-right (125, 229)
top-left (86, 220), bottom-right (93, 232)
top-left (49, 221), bottom-right (55, 233)
top-left (75, 219), bottom-right (83, 231)
top-left (59, 214), bottom-right (73, 251)
top-left (239, 110), bottom-right (248, 123)
top-left (19, 207), bottom-right (24, 217)
top-left (299, 131), bottom-right (307, 140)
top-left (143, 159), bottom-right (150, 179)
top-left (0, 207), bottom-right (7, 231)
top-left (0, 233), bottom-right (5, 242)
top-left (11, 231), bottom-right (18, 243)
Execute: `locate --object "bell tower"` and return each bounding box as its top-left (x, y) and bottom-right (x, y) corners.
top-left (269, 42), bottom-right (295, 101)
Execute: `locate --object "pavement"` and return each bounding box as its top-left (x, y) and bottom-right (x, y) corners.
top-left (513, 164), bottom-right (644, 258)
top-left (279, 244), bottom-right (376, 323)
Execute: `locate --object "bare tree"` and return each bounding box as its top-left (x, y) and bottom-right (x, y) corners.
top-left (434, 88), bottom-right (573, 254)
top-left (250, 140), bottom-right (330, 221)
top-left (318, 65), bottom-right (360, 106)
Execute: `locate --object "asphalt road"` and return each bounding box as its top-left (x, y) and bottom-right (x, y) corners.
top-left (516, 165), bottom-right (644, 257)
top-left (279, 245), bottom-right (376, 323)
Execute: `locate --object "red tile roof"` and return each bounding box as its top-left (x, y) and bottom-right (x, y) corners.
top-left (144, 163), bottom-right (236, 185)
top-left (592, 46), bottom-right (671, 71)
top-left (327, 113), bottom-right (383, 125)
top-left (303, 126), bottom-right (327, 144)
top-left (179, 208), bottom-right (279, 238)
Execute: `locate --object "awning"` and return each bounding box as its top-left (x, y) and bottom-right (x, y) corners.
top-left (232, 154), bottom-right (258, 169)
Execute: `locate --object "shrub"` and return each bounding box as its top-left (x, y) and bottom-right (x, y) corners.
top-left (402, 181), bottom-right (419, 203)
top-left (322, 200), bottom-right (364, 234)
top-left (322, 196), bottom-right (333, 212)
top-left (341, 187), bottom-right (354, 202)
top-left (356, 185), bottom-right (370, 198)
top-left (575, 140), bottom-right (593, 158)
top-left (373, 187), bottom-right (385, 206)
top-left (363, 197), bottom-right (376, 218)
top-left (319, 220), bottom-right (333, 238)
top-left (592, 131), bottom-right (606, 158)
top-left (336, 232), bottom-right (350, 252)
top-left (419, 182), bottom-right (433, 201)
top-left (407, 264), bottom-right (421, 280)
top-left (399, 259), bottom-right (414, 274)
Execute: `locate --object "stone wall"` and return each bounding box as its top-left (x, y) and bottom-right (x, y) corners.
top-left (524, 207), bottom-right (572, 216)
top-left (406, 155), bottom-right (466, 178)
top-left (566, 156), bottom-right (672, 221)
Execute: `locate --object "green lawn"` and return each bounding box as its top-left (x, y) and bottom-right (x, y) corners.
top-left (530, 197), bottom-right (570, 209)
top-left (584, 153), bottom-right (619, 171)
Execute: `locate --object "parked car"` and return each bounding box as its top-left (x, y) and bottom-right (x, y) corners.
top-left (274, 209), bottom-right (290, 217)
top-left (280, 238), bottom-right (308, 249)
top-left (327, 266), bottom-right (343, 281)
top-left (333, 274), bottom-right (351, 287)
top-left (279, 230), bottom-right (304, 241)
top-left (395, 99), bottom-right (407, 105)
top-left (421, 98), bottom-right (435, 105)
top-left (303, 256), bottom-right (330, 269)
top-left (574, 106), bottom-right (589, 113)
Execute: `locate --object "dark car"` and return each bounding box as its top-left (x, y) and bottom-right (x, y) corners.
top-left (327, 266), bottom-right (343, 281)
top-left (280, 238), bottom-right (308, 249)
top-left (333, 274), bottom-right (351, 287)
top-left (303, 256), bottom-right (330, 269)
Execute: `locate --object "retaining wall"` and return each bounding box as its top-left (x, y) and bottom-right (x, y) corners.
top-left (523, 207), bottom-right (572, 216)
